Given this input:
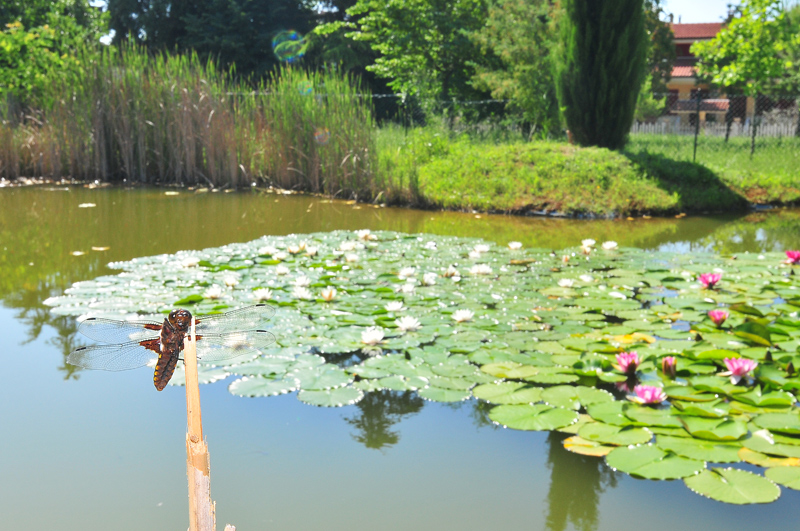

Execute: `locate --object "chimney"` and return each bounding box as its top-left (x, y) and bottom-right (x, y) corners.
top-left (669, 13), bottom-right (674, 23)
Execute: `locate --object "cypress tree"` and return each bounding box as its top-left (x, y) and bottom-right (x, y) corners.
top-left (553, 0), bottom-right (648, 150)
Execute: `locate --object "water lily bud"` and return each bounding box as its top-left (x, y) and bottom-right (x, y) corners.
top-left (661, 356), bottom-right (677, 379)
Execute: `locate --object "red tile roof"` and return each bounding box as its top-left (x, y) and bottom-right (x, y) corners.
top-left (671, 99), bottom-right (730, 113)
top-left (671, 57), bottom-right (698, 78)
top-left (670, 23), bottom-right (723, 40)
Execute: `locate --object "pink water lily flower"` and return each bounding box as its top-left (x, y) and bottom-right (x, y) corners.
top-left (698, 273), bottom-right (722, 289)
top-left (708, 309), bottom-right (729, 327)
top-left (615, 351), bottom-right (640, 375)
top-left (661, 356), bottom-right (677, 379)
top-left (786, 251), bottom-right (800, 265)
top-left (629, 385), bottom-right (667, 405)
top-left (721, 357), bottom-right (758, 385)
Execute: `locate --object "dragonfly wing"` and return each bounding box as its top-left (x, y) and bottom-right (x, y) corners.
top-left (195, 330), bottom-right (277, 363)
top-left (194, 304), bottom-right (275, 334)
top-left (68, 340), bottom-right (160, 371)
top-left (77, 317), bottom-right (162, 343)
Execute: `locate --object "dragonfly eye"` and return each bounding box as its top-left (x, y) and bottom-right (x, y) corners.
top-left (169, 309), bottom-right (194, 329)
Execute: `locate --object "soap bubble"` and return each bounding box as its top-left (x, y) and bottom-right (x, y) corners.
top-left (297, 80), bottom-right (313, 95)
top-left (314, 127), bottom-right (330, 145)
top-left (272, 30), bottom-right (307, 63)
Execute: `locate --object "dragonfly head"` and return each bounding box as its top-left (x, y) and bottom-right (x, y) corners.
top-left (169, 308), bottom-right (194, 332)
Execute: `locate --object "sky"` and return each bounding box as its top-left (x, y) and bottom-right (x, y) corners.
top-left (662, 0), bottom-right (733, 23)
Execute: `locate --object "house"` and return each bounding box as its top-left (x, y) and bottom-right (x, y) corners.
top-left (665, 22), bottom-right (747, 125)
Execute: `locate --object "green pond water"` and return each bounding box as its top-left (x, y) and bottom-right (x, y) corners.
top-left (2, 185), bottom-right (800, 530)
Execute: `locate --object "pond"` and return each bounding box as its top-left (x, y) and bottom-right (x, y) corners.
top-left (2, 185), bottom-right (800, 531)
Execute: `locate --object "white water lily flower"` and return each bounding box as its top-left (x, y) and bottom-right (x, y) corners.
top-left (395, 316), bottom-right (421, 332)
top-left (443, 265), bottom-right (459, 278)
top-left (398, 267), bottom-right (416, 279)
top-left (452, 309), bottom-right (475, 323)
top-left (339, 241), bottom-right (358, 251)
top-left (258, 245), bottom-right (279, 256)
top-left (345, 253), bottom-right (359, 263)
top-left (223, 275), bottom-right (239, 288)
top-left (293, 275), bottom-right (311, 287)
top-left (508, 241), bottom-right (522, 250)
top-left (203, 285), bottom-right (224, 299)
top-left (252, 288), bottom-right (273, 301)
top-left (292, 286), bottom-right (313, 300)
top-left (582, 239), bottom-right (596, 247)
top-left (579, 274), bottom-right (594, 283)
top-left (305, 246), bottom-right (318, 257)
top-left (275, 265), bottom-right (290, 275)
top-left (287, 245), bottom-right (302, 254)
top-left (398, 283), bottom-right (415, 294)
top-left (424, 241), bottom-right (437, 250)
top-left (385, 301), bottom-right (404, 312)
top-left (580, 245), bottom-right (592, 255)
top-left (469, 264), bottom-right (493, 275)
top-left (361, 326), bottom-right (385, 345)
top-left (609, 291), bottom-right (627, 299)
top-left (558, 278), bottom-right (574, 288)
top-left (181, 256), bottom-right (200, 267)
top-left (422, 272), bottom-right (437, 286)
top-left (356, 229), bottom-right (377, 241)
top-left (273, 251), bottom-right (288, 261)
top-left (468, 250), bottom-right (481, 259)
top-left (602, 241), bottom-right (618, 250)
top-left (320, 286), bottom-right (337, 302)
top-left (474, 244), bottom-right (491, 253)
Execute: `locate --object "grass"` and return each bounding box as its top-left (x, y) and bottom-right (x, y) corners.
top-left (377, 126), bottom-right (765, 216)
top-left (0, 43), bottom-right (377, 197)
top-left (627, 134), bottom-right (800, 204)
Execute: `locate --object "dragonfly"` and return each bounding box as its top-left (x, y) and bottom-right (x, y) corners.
top-left (68, 304), bottom-right (276, 391)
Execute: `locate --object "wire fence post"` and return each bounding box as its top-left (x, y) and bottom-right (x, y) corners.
top-left (693, 95), bottom-right (701, 163)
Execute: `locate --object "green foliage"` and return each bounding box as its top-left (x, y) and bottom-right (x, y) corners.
top-left (108, 0), bottom-right (311, 80)
top-left (553, 0), bottom-right (649, 150)
top-left (692, 0), bottom-right (799, 96)
top-left (470, 0), bottom-right (561, 137)
top-left (642, 0), bottom-right (676, 94)
top-left (45, 227), bottom-right (800, 504)
top-left (0, 43), bottom-right (376, 194)
top-left (342, 0), bottom-right (489, 101)
top-left (0, 0), bottom-right (107, 102)
top-left (634, 76), bottom-right (666, 122)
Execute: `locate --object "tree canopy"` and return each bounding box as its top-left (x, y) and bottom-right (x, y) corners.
top-left (692, 0), bottom-right (800, 96)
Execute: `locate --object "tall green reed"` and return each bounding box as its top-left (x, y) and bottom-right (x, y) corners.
top-left (0, 43), bottom-right (378, 197)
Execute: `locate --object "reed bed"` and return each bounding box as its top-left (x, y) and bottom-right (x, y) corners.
top-left (0, 44), bottom-right (378, 198)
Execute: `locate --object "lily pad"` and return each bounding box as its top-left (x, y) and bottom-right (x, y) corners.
top-left (753, 413), bottom-right (800, 435)
top-left (655, 434), bottom-right (742, 463)
top-left (472, 382), bottom-right (543, 404)
top-left (562, 436), bottom-right (615, 457)
top-left (297, 387), bottom-right (364, 407)
top-left (765, 467), bottom-right (800, 490)
top-left (605, 444), bottom-right (705, 480)
top-left (489, 404), bottom-right (579, 431)
top-left (578, 422), bottom-right (653, 446)
top-left (684, 468), bottom-right (780, 504)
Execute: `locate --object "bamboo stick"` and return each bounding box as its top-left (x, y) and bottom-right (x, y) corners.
top-left (185, 318), bottom-right (215, 531)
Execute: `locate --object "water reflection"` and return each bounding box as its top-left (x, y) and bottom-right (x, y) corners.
top-left (343, 389), bottom-right (424, 450)
top-left (544, 432), bottom-right (617, 531)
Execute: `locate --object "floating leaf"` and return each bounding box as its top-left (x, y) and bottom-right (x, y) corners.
top-left (489, 404), bottom-right (579, 431)
top-left (605, 444), bottom-right (705, 480)
top-left (472, 382), bottom-right (543, 404)
top-left (742, 430), bottom-right (800, 458)
top-left (680, 417), bottom-right (748, 441)
top-left (684, 468), bottom-right (780, 504)
top-left (297, 387), bottom-right (364, 407)
top-left (563, 436), bottom-right (614, 457)
top-left (228, 376), bottom-right (300, 397)
top-left (738, 448), bottom-right (800, 467)
top-left (754, 413), bottom-right (800, 435)
top-left (578, 422), bottom-right (652, 446)
top-left (418, 386), bottom-right (472, 402)
top-left (655, 434), bottom-right (741, 463)
top-left (733, 322), bottom-right (772, 346)
top-left (765, 467), bottom-right (800, 490)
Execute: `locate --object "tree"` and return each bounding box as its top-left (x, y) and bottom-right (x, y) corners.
top-left (553, 0), bottom-right (648, 150)
top-left (340, 0), bottom-right (489, 101)
top-left (643, 0), bottom-right (675, 95)
top-left (470, 0), bottom-right (561, 137)
top-left (0, 1), bottom-right (107, 103)
top-left (692, 0), bottom-right (796, 96)
top-left (108, 0), bottom-right (312, 80)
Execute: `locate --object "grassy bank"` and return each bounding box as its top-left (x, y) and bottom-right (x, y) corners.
top-left (377, 126), bottom-right (797, 217)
